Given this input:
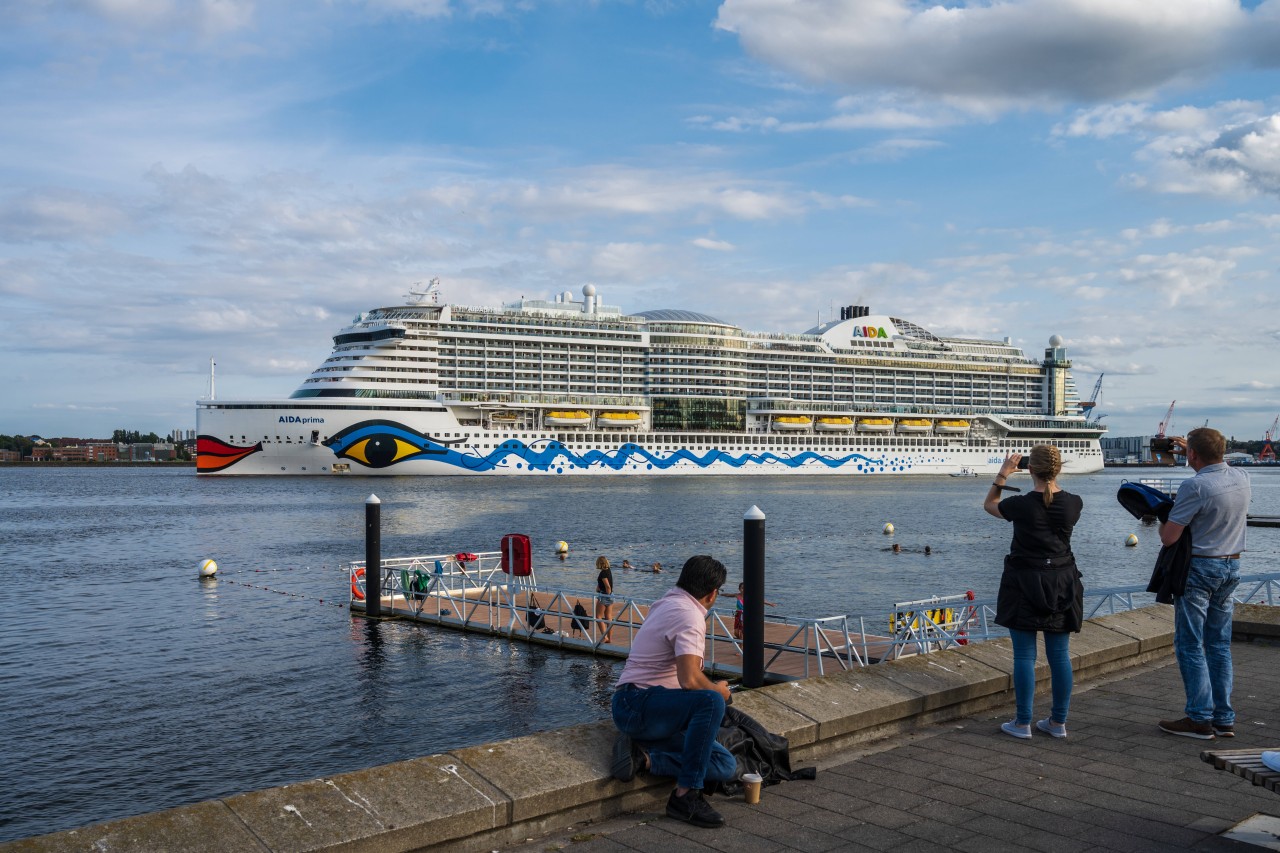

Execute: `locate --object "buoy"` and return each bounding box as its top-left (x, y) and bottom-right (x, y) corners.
top-left (556, 540), bottom-right (569, 554)
top-left (1125, 533), bottom-right (1138, 547)
top-left (199, 558), bottom-right (218, 578)
top-left (883, 523), bottom-right (894, 535)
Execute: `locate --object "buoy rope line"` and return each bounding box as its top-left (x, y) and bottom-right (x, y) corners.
top-left (218, 565), bottom-right (331, 575)
top-left (218, 576), bottom-right (350, 609)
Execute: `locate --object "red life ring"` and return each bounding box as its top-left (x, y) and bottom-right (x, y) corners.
top-left (455, 552), bottom-right (478, 565)
top-left (351, 567), bottom-right (366, 601)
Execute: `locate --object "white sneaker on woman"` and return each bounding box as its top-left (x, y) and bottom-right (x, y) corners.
top-left (1036, 719), bottom-right (1067, 738)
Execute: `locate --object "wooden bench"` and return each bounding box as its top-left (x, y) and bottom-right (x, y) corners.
top-left (1200, 749), bottom-right (1280, 793)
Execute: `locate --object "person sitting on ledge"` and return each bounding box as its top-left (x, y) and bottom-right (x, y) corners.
top-left (609, 555), bottom-right (736, 829)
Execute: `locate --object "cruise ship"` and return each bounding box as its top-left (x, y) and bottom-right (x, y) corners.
top-left (196, 282), bottom-right (1106, 476)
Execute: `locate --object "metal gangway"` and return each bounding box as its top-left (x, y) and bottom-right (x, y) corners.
top-left (348, 556), bottom-right (1280, 683)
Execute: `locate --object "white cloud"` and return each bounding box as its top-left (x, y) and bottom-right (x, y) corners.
top-left (715, 0), bottom-right (1265, 110)
top-left (691, 237), bottom-right (734, 251)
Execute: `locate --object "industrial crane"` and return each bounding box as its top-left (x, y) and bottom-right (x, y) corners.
top-left (1156, 400), bottom-right (1176, 438)
top-left (1261, 415), bottom-right (1278, 464)
top-left (1081, 374), bottom-right (1104, 422)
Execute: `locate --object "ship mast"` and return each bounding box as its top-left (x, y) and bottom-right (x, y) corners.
top-left (209, 357), bottom-right (216, 401)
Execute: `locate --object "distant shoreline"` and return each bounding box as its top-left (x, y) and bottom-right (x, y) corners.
top-left (0, 460), bottom-right (194, 468)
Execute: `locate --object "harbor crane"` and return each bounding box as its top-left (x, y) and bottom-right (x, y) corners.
top-left (1156, 400), bottom-right (1176, 438)
top-left (1261, 415), bottom-right (1278, 464)
top-left (1081, 374), bottom-right (1104, 421)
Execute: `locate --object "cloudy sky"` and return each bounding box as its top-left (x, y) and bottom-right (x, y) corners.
top-left (3, 0), bottom-right (1280, 442)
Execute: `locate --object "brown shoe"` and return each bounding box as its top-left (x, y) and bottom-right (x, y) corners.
top-left (1213, 723), bottom-right (1235, 738)
top-left (1158, 717), bottom-right (1215, 739)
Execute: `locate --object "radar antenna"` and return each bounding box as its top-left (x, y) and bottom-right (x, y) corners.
top-left (406, 277), bottom-right (442, 305)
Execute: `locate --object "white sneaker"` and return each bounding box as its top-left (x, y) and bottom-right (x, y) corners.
top-left (1036, 719), bottom-right (1067, 738)
top-left (1001, 721), bottom-right (1031, 739)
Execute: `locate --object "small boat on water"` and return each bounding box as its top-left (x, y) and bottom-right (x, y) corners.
top-left (857, 417), bottom-right (895, 432)
top-left (815, 416), bottom-right (855, 432)
top-left (950, 467), bottom-right (980, 477)
top-left (936, 419), bottom-right (971, 434)
top-left (598, 411), bottom-right (642, 427)
top-left (896, 418), bottom-right (932, 433)
top-left (545, 410), bottom-right (591, 427)
top-left (773, 415), bottom-right (813, 431)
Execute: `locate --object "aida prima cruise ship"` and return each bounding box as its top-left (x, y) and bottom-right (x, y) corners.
top-left (196, 282), bottom-right (1106, 476)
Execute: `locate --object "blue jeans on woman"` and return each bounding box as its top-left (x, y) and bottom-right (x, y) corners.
top-left (1174, 557), bottom-right (1239, 725)
top-left (1009, 629), bottom-right (1072, 726)
top-left (611, 684), bottom-right (737, 790)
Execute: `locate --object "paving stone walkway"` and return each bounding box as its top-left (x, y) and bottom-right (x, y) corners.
top-left (514, 641), bottom-right (1280, 852)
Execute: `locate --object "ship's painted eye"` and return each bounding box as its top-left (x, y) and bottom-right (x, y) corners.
top-left (346, 436), bottom-right (422, 468)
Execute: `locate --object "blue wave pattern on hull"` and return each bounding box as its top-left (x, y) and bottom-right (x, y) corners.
top-left (321, 419), bottom-right (924, 473)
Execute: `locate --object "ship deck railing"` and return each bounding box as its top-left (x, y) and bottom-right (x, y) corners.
top-left (347, 557), bottom-right (1280, 682)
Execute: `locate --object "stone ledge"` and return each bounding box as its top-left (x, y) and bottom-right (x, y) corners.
top-left (1233, 602), bottom-right (1280, 640)
top-left (0, 603), bottom-right (1202, 853)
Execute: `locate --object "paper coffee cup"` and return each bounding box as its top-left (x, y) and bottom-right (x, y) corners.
top-left (742, 772), bottom-right (763, 804)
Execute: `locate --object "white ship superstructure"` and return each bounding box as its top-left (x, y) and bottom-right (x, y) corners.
top-left (197, 283), bottom-right (1105, 475)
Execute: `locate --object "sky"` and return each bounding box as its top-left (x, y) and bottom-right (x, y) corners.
top-left (3, 0), bottom-right (1280, 442)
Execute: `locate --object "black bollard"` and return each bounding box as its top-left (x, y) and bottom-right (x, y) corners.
top-left (365, 494), bottom-right (382, 617)
top-left (742, 504), bottom-right (766, 688)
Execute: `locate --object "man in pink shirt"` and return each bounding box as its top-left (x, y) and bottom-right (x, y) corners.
top-left (610, 555), bottom-right (736, 829)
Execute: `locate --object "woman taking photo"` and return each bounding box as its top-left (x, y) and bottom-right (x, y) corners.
top-left (983, 445), bottom-right (1084, 739)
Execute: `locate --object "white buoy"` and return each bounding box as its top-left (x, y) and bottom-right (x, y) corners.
top-left (555, 540), bottom-right (569, 554)
top-left (1125, 534), bottom-right (1138, 547)
top-left (883, 523), bottom-right (894, 535)
top-left (199, 558), bottom-right (218, 577)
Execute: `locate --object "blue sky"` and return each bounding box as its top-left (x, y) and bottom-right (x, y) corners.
top-left (3, 0), bottom-right (1280, 442)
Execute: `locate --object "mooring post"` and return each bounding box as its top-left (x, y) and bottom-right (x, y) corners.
top-left (743, 504), bottom-right (766, 688)
top-left (365, 494), bottom-right (382, 617)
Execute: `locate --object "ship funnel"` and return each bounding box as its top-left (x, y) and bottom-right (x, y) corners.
top-left (842, 305), bottom-right (868, 320)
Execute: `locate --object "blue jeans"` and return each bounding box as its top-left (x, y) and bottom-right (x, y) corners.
top-left (611, 684), bottom-right (737, 790)
top-left (1009, 629), bottom-right (1072, 726)
top-left (1174, 557), bottom-right (1239, 725)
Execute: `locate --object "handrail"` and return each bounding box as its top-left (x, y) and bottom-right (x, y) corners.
top-left (348, 561), bottom-right (1280, 680)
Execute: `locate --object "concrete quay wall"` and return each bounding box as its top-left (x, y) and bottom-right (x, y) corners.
top-left (6, 604), bottom-right (1277, 853)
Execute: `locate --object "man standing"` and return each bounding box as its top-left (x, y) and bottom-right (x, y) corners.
top-left (1157, 428), bottom-right (1251, 739)
top-left (610, 555), bottom-right (736, 828)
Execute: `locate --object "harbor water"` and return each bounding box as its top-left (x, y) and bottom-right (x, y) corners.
top-left (1, 466), bottom-right (1278, 843)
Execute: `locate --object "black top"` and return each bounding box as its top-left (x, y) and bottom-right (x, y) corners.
top-left (597, 567), bottom-right (614, 595)
top-left (998, 491), bottom-right (1083, 559)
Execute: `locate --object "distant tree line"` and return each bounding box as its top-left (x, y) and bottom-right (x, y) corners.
top-left (0, 435), bottom-right (35, 455)
top-left (112, 429), bottom-right (163, 444)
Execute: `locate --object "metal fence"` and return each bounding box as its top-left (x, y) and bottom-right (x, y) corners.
top-left (348, 556), bottom-right (1280, 682)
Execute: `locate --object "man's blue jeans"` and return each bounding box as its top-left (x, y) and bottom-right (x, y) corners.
top-left (1008, 629), bottom-right (1072, 726)
top-left (611, 684), bottom-right (736, 790)
top-left (1174, 557), bottom-right (1240, 725)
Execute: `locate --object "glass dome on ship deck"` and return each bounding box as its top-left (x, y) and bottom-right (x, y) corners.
top-left (635, 309), bottom-right (733, 326)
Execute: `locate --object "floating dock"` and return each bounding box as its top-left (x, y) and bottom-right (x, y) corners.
top-left (346, 552), bottom-right (970, 682)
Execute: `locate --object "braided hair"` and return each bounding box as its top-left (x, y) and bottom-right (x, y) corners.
top-left (1027, 444), bottom-right (1062, 507)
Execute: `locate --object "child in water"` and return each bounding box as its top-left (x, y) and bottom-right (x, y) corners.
top-left (733, 582), bottom-right (776, 640)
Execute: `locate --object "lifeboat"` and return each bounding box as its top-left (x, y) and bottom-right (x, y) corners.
top-left (545, 410), bottom-right (591, 427)
top-left (935, 419), bottom-right (971, 434)
top-left (489, 411), bottom-right (520, 424)
top-left (598, 411), bottom-right (642, 427)
top-left (856, 417), bottom-right (895, 432)
top-left (772, 416), bottom-right (812, 431)
top-left (815, 416), bottom-right (855, 432)
top-left (896, 418), bottom-right (933, 433)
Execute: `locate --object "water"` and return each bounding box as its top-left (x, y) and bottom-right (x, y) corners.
top-left (1, 466), bottom-right (1277, 842)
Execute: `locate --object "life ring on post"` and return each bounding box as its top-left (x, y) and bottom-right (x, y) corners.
top-left (351, 567), bottom-right (366, 601)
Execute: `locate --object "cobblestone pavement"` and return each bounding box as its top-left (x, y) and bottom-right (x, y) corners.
top-left (514, 641), bottom-right (1280, 852)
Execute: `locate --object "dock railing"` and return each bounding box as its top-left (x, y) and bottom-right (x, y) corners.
top-left (348, 558), bottom-right (1280, 682)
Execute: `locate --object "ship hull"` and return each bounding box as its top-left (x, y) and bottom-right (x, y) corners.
top-left (197, 402), bottom-right (1104, 476)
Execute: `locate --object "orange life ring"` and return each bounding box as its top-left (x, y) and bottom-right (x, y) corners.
top-left (351, 567), bottom-right (366, 601)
